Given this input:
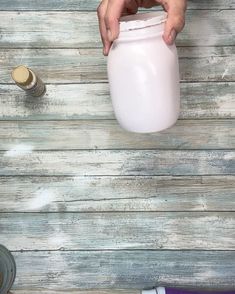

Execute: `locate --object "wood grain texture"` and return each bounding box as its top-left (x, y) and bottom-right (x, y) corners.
top-left (0, 150), bottom-right (234, 176)
top-left (0, 83), bottom-right (234, 120)
top-left (11, 251), bottom-right (235, 289)
top-left (1, 212), bottom-right (235, 250)
top-left (0, 47), bottom-right (234, 83)
top-left (11, 291), bottom-right (138, 294)
top-left (15, 291), bottom-right (234, 294)
top-left (1, 176), bottom-right (235, 212)
top-left (0, 120), bottom-right (234, 150)
top-left (1, 0), bottom-right (234, 10)
top-left (0, 11), bottom-right (234, 47)
top-left (1, 0), bottom-right (234, 291)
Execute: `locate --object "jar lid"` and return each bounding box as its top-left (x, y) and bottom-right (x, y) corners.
top-left (0, 244), bottom-right (16, 294)
top-left (120, 11), bottom-right (167, 32)
top-left (11, 65), bottom-right (33, 86)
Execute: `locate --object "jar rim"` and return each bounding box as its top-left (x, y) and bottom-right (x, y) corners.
top-left (120, 11), bottom-right (167, 32)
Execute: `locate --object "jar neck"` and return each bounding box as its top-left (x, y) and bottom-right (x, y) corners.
top-left (117, 22), bottom-right (165, 42)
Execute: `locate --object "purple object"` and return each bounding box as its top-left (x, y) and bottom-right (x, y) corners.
top-left (142, 287), bottom-right (235, 294)
top-left (166, 288), bottom-right (235, 294)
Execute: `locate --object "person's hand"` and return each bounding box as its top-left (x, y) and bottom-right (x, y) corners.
top-left (97, 0), bottom-right (187, 55)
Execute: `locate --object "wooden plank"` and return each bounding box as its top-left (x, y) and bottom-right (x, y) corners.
top-left (0, 83), bottom-right (234, 120)
top-left (1, 175), bottom-right (235, 212)
top-left (180, 82), bottom-right (235, 119)
top-left (12, 291), bottom-right (137, 294)
top-left (1, 175), bottom-right (234, 212)
top-left (0, 150), bottom-right (234, 176)
top-left (178, 47), bottom-right (235, 82)
top-left (1, 212), bottom-right (235, 250)
top-left (14, 291), bottom-right (235, 294)
top-left (0, 48), bottom-right (107, 83)
top-left (0, 0), bottom-right (234, 10)
top-left (0, 47), bottom-right (234, 83)
top-left (0, 11), bottom-right (234, 48)
top-left (11, 251), bottom-right (235, 289)
top-left (188, 0), bottom-right (235, 9)
top-left (183, 10), bottom-right (235, 46)
top-left (0, 83), bottom-right (112, 120)
top-left (0, 120), bottom-right (234, 150)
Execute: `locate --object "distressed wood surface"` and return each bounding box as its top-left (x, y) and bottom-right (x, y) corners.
top-left (16, 292), bottom-right (234, 294)
top-left (15, 291), bottom-right (233, 294)
top-left (11, 291), bottom-right (138, 294)
top-left (0, 150), bottom-right (234, 176)
top-left (10, 251), bottom-right (235, 289)
top-left (1, 0), bottom-right (235, 291)
top-left (1, 212), bottom-right (235, 250)
top-left (1, 176), bottom-right (235, 212)
top-left (0, 47), bottom-right (234, 83)
top-left (0, 83), bottom-right (234, 120)
top-left (0, 120), bottom-right (234, 150)
top-left (1, 0), bottom-right (234, 10)
top-left (0, 11), bottom-right (234, 47)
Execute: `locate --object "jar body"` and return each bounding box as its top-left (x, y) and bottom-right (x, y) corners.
top-left (19, 69), bottom-right (46, 97)
top-left (108, 23), bottom-right (180, 133)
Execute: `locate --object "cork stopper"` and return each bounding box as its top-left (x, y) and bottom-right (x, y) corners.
top-left (11, 65), bottom-right (33, 86)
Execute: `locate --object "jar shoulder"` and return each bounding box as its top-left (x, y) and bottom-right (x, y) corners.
top-left (108, 39), bottom-right (178, 66)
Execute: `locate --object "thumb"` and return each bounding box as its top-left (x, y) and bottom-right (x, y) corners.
top-left (163, 20), bottom-right (177, 45)
top-left (163, 10), bottom-right (186, 45)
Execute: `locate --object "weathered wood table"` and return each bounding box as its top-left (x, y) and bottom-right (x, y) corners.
top-left (0, 0), bottom-right (234, 293)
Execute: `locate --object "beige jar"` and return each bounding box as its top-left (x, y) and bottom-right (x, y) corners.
top-left (11, 65), bottom-right (46, 97)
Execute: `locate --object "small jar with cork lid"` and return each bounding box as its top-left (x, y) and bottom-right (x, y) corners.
top-left (11, 65), bottom-right (46, 97)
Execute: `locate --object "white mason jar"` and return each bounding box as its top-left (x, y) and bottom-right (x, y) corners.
top-left (107, 12), bottom-right (180, 133)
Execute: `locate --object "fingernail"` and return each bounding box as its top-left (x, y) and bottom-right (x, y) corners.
top-left (107, 29), bottom-right (113, 42)
top-left (169, 29), bottom-right (177, 44)
top-left (103, 49), bottom-right (108, 56)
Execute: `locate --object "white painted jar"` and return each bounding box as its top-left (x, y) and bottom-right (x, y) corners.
top-left (107, 12), bottom-right (180, 133)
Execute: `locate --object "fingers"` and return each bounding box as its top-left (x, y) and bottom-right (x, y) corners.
top-left (97, 0), bottom-right (110, 55)
top-left (97, 0), bottom-right (186, 55)
top-left (162, 0), bottom-right (187, 45)
top-left (97, 0), bottom-right (126, 56)
top-left (104, 0), bottom-right (125, 42)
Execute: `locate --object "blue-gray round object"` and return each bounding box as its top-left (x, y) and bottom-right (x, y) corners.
top-left (0, 244), bottom-right (16, 294)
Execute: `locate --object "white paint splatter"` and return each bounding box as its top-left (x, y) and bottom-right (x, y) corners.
top-left (28, 188), bottom-right (56, 210)
top-left (194, 269), bottom-right (217, 279)
top-left (224, 153), bottom-right (234, 160)
top-left (49, 233), bottom-right (69, 249)
top-left (222, 68), bottom-right (229, 79)
top-left (4, 144), bottom-right (34, 157)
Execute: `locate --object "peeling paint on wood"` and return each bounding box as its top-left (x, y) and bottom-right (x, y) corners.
top-left (0, 150), bottom-right (234, 176)
top-left (1, 212), bottom-right (235, 250)
top-left (0, 11), bottom-right (234, 47)
top-left (11, 251), bottom-right (235, 289)
top-left (1, 0), bottom-right (235, 10)
top-left (0, 120), bottom-right (234, 150)
top-left (0, 83), bottom-right (234, 120)
top-left (3, 144), bottom-right (34, 157)
top-left (0, 176), bottom-right (235, 212)
top-left (1, 0), bottom-right (234, 291)
top-left (0, 47), bottom-right (234, 83)
top-left (11, 291), bottom-right (138, 294)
